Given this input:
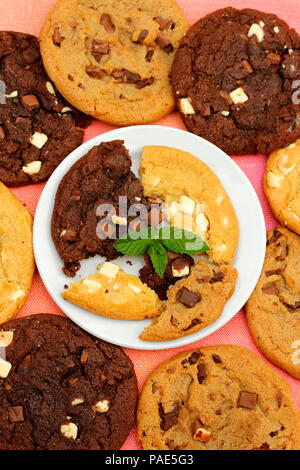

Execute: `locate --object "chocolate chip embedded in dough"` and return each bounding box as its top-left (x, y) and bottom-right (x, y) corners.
top-left (111, 69), bottom-right (125, 79)
top-left (145, 49), bottom-right (154, 62)
top-left (136, 77), bottom-right (155, 89)
top-left (156, 32), bottom-right (171, 49)
top-left (21, 95), bottom-right (40, 111)
top-left (154, 16), bottom-right (172, 31)
top-left (283, 301), bottom-right (300, 311)
top-left (158, 403), bottom-right (179, 431)
top-left (188, 352), bottom-right (201, 365)
top-left (212, 354), bottom-right (222, 364)
top-left (100, 14), bottom-right (115, 33)
top-left (276, 244), bottom-right (289, 261)
top-left (176, 287), bottom-right (201, 308)
top-left (122, 69), bottom-right (141, 83)
top-left (92, 39), bottom-right (109, 55)
top-left (86, 66), bottom-right (105, 79)
top-left (267, 228), bottom-right (282, 245)
top-left (262, 284), bottom-right (277, 295)
top-left (52, 27), bottom-right (65, 46)
top-left (210, 272), bottom-right (225, 283)
top-left (265, 269), bottom-right (282, 277)
top-left (183, 318), bottom-right (201, 331)
top-left (197, 363), bottom-right (206, 384)
top-left (136, 30), bottom-right (149, 44)
top-left (170, 315), bottom-right (179, 327)
top-left (238, 391), bottom-right (258, 409)
top-left (8, 406), bottom-right (24, 423)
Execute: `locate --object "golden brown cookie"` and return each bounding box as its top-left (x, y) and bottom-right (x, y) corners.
top-left (62, 262), bottom-right (164, 320)
top-left (137, 346), bottom-right (300, 450)
top-left (140, 258), bottom-right (238, 341)
top-left (0, 183), bottom-right (35, 324)
top-left (264, 141), bottom-right (300, 235)
top-left (39, 0), bottom-right (189, 125)
top-left (140, 146), bottom-right (239, 265)
top-left (246, 226), bottom-right (300, 379)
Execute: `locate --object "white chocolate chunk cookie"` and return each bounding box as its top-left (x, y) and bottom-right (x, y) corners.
top-left (39, 0), bottom-right (189, 125)
top-left (0, 183), bottom-right (35, 324)
top-left (140, 146), bottom-right (239, 264)
top-left (264, 140), bottom-right (300, 235)
top-left (62, 262), bottom-right (164, 320)
top-left (137, 346), bottom-right (300, 450)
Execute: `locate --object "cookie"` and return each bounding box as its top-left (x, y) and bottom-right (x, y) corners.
top-left (62, 262), bottom-right (164, 320)
top-left (39, 0), bottom-right (189, 125)
top-left (140, 146), bottom-right (239, 265)
top-left (0, 32), bottom-right (90, 187)
top-left (140, 258), bottom-right (238, 342)
top-left (0, 183), bottom-right (35, 324)
top-left (264, 141), bottom-right (300, 235)
top-left (246, 227), bottom-right (300, 379)
top-left (0, 314), bottom-right (138, 450)
top-left (137, 346), bottom-right (300, 450)
top-left (172, 7), bottom-right (300, 155)
top-left (52, 140), bottom-right (148, 277)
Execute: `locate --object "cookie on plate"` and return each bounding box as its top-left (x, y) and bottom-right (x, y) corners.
top-left (140, 258), bottom-right (238, 341)
top-left (140, 146), bottom-right (239, 265)
top-left (0, 32), bottom-right (90, 187)
top-left (62, 262), bottom-right (164, 320)
top-left (264, 141), bottom-right (300, 235)
top-left (172, 7), bottom-right (300, 155)
top-left (39, 0), bottom-right (189, 125)
top-left (246, 226), bottom-right (300, 379)
top-left (0, 183), bottom-right (35, 324)
top-left (137, 346), bottom-right (300, 450)
top-left (0, 314), bottom-right (138, 450)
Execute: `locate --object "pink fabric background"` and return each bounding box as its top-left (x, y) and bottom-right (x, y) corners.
top-left (0, 0), bottom-right (299, 450)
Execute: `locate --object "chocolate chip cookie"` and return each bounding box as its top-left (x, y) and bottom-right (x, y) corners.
top-left (0, 31), bottom-right (90, 187)
top-left (0, 182), bottom-right (35, 325)
top-left (264, 141), bottom-right (300, 235)
top-left (0, 314), bottom-right (137, 450)
top-left (246, 227), bottom-right (300, 379)
top-left (172, 7), bottom-right (300, 155)
top-left (137, 346), bottom-right (300, 450)
top-left (39, 0), bottom-right (189, 125)
top-left (52, 140), bottom-right (148, 277)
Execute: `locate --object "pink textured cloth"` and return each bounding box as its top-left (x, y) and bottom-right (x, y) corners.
top-left (0, 0), bottom-right (299, 450)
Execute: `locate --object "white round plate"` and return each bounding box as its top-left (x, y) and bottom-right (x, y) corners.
top-left (34, 125), bottom-right (266, 350)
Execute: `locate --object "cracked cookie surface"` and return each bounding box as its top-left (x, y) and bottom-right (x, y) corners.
top-left (137, 346), bottom-right (300, 450)
top-left (39, 0), bottom-right (189, 125)
top-left (0, 314), bottom-right (138, 450)
top-left (264, 141), bottom-right (300, 235)
top-left (246, 226), bottom-right (300, 379)
top-left (0, 183), bottom-right (35, 325)
top-left (172, 7), bottom-right (300, 155)
top-left (0, 31), bottom-right (90, 187)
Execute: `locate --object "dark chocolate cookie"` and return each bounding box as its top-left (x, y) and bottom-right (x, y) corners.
top-left (0, 314), bottom-right (138, 450)
top-left (52, 140), bottom-right (149, 277)
top-left (172, 8), bottom-right (300, 155)
top-left (0, 32), bottom-right (91, 186)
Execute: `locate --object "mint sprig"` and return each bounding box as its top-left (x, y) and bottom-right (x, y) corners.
top-left (114, 226), bottom-right (209, 278)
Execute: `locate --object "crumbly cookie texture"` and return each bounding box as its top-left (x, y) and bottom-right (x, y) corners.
top-left (264, 141), bottom-right (300, 235)
top-left (246, 226), bottom-right (300, 379)
top-left (39, 0), bottom-right (189, 125)
top-left (140, 146), bottom-right (239, 265)
top-left (172, 7), bottom-right (300, 155)
top-left (0, 183), bottom-right (35, 324)
top-left (0, 31), bottom-right (90, 187)
top-left (137, 346), bottom-right (300, 450)
top-left (140, 258), bottom-right (237, 341)
top-left (62, 262), bottom-right (164, 320)
top-left (0, 314), bottom-right (138, 450)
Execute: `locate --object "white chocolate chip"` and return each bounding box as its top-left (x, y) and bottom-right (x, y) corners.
top-left (128, 284), bottom-right (141, 294)
top-left (229, 87), bottom-right (249, 105)
top-left (30, 132), bottom-right (48, 149)
top-left (223, 217), bottom-right (229, 227)
top-left (0, 358), bottom-right (12, 378)
top-left (216, 195), bottom-right (224, 205)
top-left (289, 49), bottom-right (293, 55)
top-left (60, 230), bottom-right (67, 237)
top-left (248, 24), bottom-right (265, 43)
top-left (60, 422), bottom-right (78, 440)
top-left (221, 111), bottom-right (230, 117)
top-left (94, 399), bottom-right (110, 413)
top-left (5, 90), bottom-right (18, 98)
top-left (267, 171), bottom-right (283, 188)
top-left (46, 81), bottom-right (56, 96)
top-left (274, 26), bottom-right (280, 34)
top-left (135, 197), bottom-right (141, 202)
top-left (196, 213), bottom-right (209, 234)
top-left (193, 427), bottom-right (211, 443)
top-left (71, 398), bottom-right (84, 406)
top-left (217, 244), bottom-right (228, 253)
top-left (10, 288), bottom-right (25, 302)
top-left (0, 331), bottom-right (14, 347)
top-left (259, 21), bottom-right (265, 28)
top-left (179, 196), bottom-right (196, 216)
top-left (153, 177), bottom-right (160, 187)
top-left (179, 97), bottom-right (196, 115)
top-left (22, 160), bottom-right (42, 175)
top-left (97, 262), bottom-right (119, 279)
top-left (113, 283), bottom-right (119, 290)
top-left (278, 155), bottom-right (296, 175)
top-left (82, 279), bottom-right (102, 291)
top-left (111, 215), bottom-right (127, 226)
top-left (61, 107), bottom-right (72, 113)
top-left (287, 143), bottom-right (296, 149)
top-left (172, 265), bottom-right (190, 278)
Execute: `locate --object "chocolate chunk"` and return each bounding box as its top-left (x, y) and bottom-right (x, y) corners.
top-left (210, 272), bottom-right (225, 283)
top-left (262, 285), bottom-right (277, 295)
top-left (21, 94), bottom-right (40, 111)
top-left (8, 406), bottom-right (24, 423)
top-left (215, 409), bottom-right (222, 415)
top-left (145, 49), bottom-right (154, 62)
top-left (192, 418), bottom-right (205, 435)
top-left (188, 352), bottom-right (201, 365)
top-left (154, 16), bottom-right (172, 31)
top-left (166, 440), bottom-right (175, 450)
top-left (212, 354), bottom-right (222, 364)
top-left (183, 318), bottom-right (201, 331)
top-left (238, 391), bottom-right (258, 409)
top-left (177, 287), bottom-right (201, 308)
top-left (276, 244), bottom-right (288, 261)
top-left (86, 66), bottom-right (105, 79)
top-left (137, 30), bottom-right (149, 44)
top-left (122, 69), bottom-right (141, 83)
top-left (270, 430), bottom-right (279, 437)
top-left (197, 363), bottom-right (207, 384)
top-left (242, 60), bottom-right (254, 74)
top-left (255, 443), bottom-right (270, 450)
top-left (163, 44), bottom-right (174, 54)
top-left (158, 403), bottom-right (179, 431)
top-left (170, 315), bottom-right (179, 327)
top-left (136, 77), bottom-right (155, 89)
top-left (111, 69), bottom-right (125, 79)
top-left (266, 53), bottom-right (281, 65)
top-left (265, 269), bottom-right (282, 277)
top-left (0, 126), bottom-right (5, 139)
top-left (283, 301), bottom-right (300, 311)
top-left (52, 27), bottom-right (65, 46)
top-left (100, 14), bottom-right (115, 33)
top-left (156, 32), bottom-right (171, 49)
top-left (267, 229), bottom-right (282, 245)
top-left (92, 39), bottom-right (109, 55)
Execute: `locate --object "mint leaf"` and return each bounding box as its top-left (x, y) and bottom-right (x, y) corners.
top-left (159, 226), bottom-right (209, 255)
top-left (148, 242), bottom-right (168, 278)
top-left (113, 227), bottom-right (157, 255)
